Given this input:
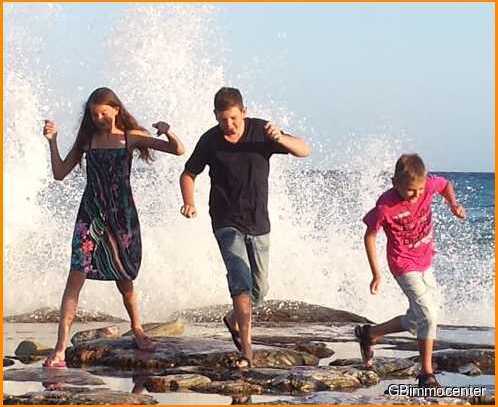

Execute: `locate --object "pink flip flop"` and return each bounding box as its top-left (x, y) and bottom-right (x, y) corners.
top-left (42, 359), bottom-right (67, 369)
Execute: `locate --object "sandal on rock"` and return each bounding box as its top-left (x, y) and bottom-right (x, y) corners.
top-left (223, 315), bottom-right (242, 351)
top-left (354, 324), bottom-right (374, 368)
top-left (417, 372), bottom-right (442, 388)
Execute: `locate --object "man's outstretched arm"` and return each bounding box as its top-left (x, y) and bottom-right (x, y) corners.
top-left (265, 122), bottom-right (311, 157)
top-left (180, 170), bottom-right (198, 218)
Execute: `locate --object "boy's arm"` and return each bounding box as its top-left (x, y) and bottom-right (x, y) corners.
top-left (179, 134), bottom-right (210, 219)
top-left (440, 181), bottom-right (466, 219)
top-left (364, 228), bottom-right (382, 295)
top-left (264, 122), bottom-right (311, 157)
top-left (179, 171), bottom-right (197, 218)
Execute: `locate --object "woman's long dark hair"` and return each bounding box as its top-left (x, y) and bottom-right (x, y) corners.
top-left (73, 87), bottom-right (152, 162)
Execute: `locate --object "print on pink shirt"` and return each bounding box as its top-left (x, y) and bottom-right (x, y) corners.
top-left (363, 175), bottom-right (448, 275)
top-left (394, 206), bottom-right (432, 249)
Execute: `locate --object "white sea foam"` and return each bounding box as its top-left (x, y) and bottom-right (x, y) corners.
top-left (4, 4), bottom-right (494, 327)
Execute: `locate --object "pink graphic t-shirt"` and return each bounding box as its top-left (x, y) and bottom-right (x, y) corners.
top-left (363, 175), bottom-right (448, 276)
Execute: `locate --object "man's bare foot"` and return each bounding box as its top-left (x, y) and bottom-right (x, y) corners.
top-left (133, 329), bottom-right (156, 351)
top-left (223, 311), bottom-right (242, 351)
top-left (226, 311), bottom-right (239, 331)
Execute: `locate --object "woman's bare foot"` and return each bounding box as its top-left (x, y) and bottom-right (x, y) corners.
top-left (43, 351), bottom-right (66, 368)
top-left (229, 354), bottom-right (252, 369)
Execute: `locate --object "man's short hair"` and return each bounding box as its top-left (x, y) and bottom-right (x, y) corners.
top-left (214, 87), bottom-right (244, 111)
top-left (393, 154), bottom-right (427, 184)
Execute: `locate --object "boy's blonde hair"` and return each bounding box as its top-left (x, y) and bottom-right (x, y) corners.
top-left (393, 154), bottom-right (427, 184)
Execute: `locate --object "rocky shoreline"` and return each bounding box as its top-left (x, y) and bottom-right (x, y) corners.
top-left (3, 301), bottom-right (495, 405)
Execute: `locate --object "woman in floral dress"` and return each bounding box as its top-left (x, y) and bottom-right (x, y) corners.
top-left (42, 87), bottom-right (185, 367)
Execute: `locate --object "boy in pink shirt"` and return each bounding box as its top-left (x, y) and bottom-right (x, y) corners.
top-left (356, 154), bottom-right (466, 388)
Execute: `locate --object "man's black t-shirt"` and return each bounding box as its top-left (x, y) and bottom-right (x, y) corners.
top-left (185, 117), bottom-right (288, 235)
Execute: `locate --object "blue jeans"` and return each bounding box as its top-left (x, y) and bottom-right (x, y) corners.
top-left (214, 226), bottom-right (270, 307)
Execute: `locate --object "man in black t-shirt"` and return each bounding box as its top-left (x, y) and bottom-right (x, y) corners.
top-left (180, 87), bottom-right (310, 368)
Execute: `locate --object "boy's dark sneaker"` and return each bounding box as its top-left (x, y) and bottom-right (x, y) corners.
top-left (354, 324), bottom-right (374, 368)
top-left (417, 373), bottom-right (442, 388)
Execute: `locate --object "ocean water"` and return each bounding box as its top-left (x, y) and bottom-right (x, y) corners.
top-left (4, 5), bottom-right (494, 328)
top-left (431, 172), bottom-right (494, 326)
top-left (275, 169), bottom-right (495, 327)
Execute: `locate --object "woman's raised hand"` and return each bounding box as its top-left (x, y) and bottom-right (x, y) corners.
top-left (152, 121), bottom-right (170, 136)
top-left (43, 120), bottom-right (58, 141)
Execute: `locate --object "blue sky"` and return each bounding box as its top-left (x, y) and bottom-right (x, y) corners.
top-left (218, 4), bottom-right (494, 172)
top-left (6, 3), bottom-right (494, 171)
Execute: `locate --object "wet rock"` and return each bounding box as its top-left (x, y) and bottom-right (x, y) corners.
top-left (334, 366), bottom-right (380, 386)
top-left (249, 347), bottom-right (318, 369)
top-left (328, 357), bottom-right (362, 366)
top-left (3, 367), bottom-right (105, 386)
top-left (192, 380), bottom-right (264, 395)
top-left (294, 342), bottom-right (335, 358)
top-left (153, 366), bottom-right (280, 384)
top-left (254, 390), bottom-right (470, 404)
top-left (316, 340), bottom-right (495, 377)
top-left (71, 326), bottom-right (120, 345)
top-left (370, 357), bottom-right (417, 377)
top-left (3, 387), bottom-right (157, 404)
top-left (348, 332), bottom-right (495, 353)
top-left (66, 336), bottom-right (318, 369)
top-left (12, 341), bottom-right (52, 363)
top-left (86, 365), bottom-right (168, 378)
top-left (249, 327), bottom-right (493, 354)
top-left (184, 366), bottom-right (243, 382)
top-left (8, 356), bottom-right (45, 365)
top-left (252, 335), bottom-right (344, 349)
top-left (270, 366), bottom-right (361, 392)
top-left (465, 384), bottom-right (495, 405)
top-left (388, 362), bottom-right (421, 378)
top-left (4, 307), bottom-right (126, 323)
top-left (42, 384), bottom-right (108, 392)
top-left (15, 341), bottom-right (52, 358)
top-left (470, 393), bottom-right (495, 405)
top-left (3, 358), bottom-right (15, 367)
top-left (143, 373), bottom-right (211, 392)
top-left (249, 323), bottom-right (355, 347)
top-left (122, 320), bottom-right (185, 337)
top-left (241, 368), bottom-right (290, 386)
top-left (383, 337), bottom-right (494, 352)
top-left (4, 356), bottom-right (40, 365)
top-left (87, 365), bottom-right (231, 382)
top-left (330, 357), bottom-right (417, 378)
top-left (176, 300), bottom-right (372, 324)
top-left (458, 363), bottom-right (482, 376)
top-left (87, 365), bottom-right (236, 387)
top-left (152, 366), bottom-right (290, 388)
top-left (412, 349), bottom-right (494, 375)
